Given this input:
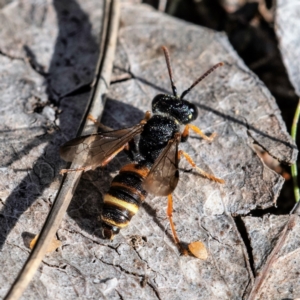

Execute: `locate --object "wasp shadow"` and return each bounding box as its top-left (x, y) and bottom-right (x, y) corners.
top-left (0, 0), bottom-right (100, 249)
top-left (195, 102), bottom-right (297, 149)
top-left (65, 98), bottom-right (144, 238)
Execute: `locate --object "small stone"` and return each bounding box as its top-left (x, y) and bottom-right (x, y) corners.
top-left (42, 106), bottom-right (56, 122)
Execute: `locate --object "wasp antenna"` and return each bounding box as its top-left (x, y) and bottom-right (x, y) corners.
top-left (162, 46), bottom-right (178, 98)
top-left (180, 62), bottom-right (224, 100)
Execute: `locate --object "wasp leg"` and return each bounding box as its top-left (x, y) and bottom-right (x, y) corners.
top-left (178, 150), bottom-right (225, 184)
top-left (167, 194), bottom-right (188, 255)
top-left (87, 114), bottom-right (102, 127)
top-left (143, 111), bottom-right (151, 122)
top-left (60, 166), bottom-right (92, 174)
top-left (182, 124), bottom-right (217, 143)
top-left (88, 111), bottom-right (151, 130)
top-left (60, 144), bottom-right (128, 174)
top-left (100, 143), bottom-right (129, 167)
top-left (87, 114), bottom-right (112, 131)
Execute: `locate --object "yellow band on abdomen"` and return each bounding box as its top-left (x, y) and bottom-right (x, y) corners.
top-left (120, 164), bottom-right (149, 178)
top-left (101, 216), bottom-right (129, 228)
top-left (104, 194), bottom-right (139, 214)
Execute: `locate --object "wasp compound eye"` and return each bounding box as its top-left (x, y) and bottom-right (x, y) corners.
top-left (187, 103), bottom-right (198, 122)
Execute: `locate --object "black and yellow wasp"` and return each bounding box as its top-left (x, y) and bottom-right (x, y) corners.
top-left (60, 47), bottom-right (224, 258)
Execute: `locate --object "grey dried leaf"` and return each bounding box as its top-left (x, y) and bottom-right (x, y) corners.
top-left (276, 0), bottom-right (300, 96)
top-left (0, 0), bottom-right (104, 299)
top-left (0, 1), bottom-right (297, 300)
top-left (244, 215), bottom-right (300, 299)
top-left (243, 215), bottom-right (289, 271)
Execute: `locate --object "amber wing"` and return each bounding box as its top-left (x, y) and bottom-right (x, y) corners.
top-left (60, 124), bottom-right (144, 169)
top-left (143, 134), bottom-right (180, 196)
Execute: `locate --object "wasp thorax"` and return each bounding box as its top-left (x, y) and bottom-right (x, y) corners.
top-left (152, 94), bottom-right (198, 124)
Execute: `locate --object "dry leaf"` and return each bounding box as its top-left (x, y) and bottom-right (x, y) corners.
top-left (276, 0), bottom-right (300, 96)
top-left (29, 234), bottom-right (62, 253)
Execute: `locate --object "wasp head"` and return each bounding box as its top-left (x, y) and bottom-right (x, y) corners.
top-left (152, 94), bottom-right (198, 124)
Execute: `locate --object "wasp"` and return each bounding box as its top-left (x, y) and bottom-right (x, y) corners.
top-left (60, 47), bottom-right (224, 257)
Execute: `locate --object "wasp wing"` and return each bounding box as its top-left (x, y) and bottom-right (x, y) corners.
top-left (60, 124), bottom-right (144, 169)
top-left (143, 134), bottom-right (180, 196)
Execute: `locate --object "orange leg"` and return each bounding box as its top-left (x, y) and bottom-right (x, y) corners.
top-left (167, 194), bottom-right (188, 255)
top-left (87, 114), bottom-right (103, 128)
top-left (60, 166), bottom-right (92, 174)
top-left (178, 150), bottom-right (225, 184)
top-left (182, 124), bottom-right (217, 142)
top-left (88, 111), bottom-right (151, 129)
top-left (60, 144), bottom-right (128, 174)
top-left (167, 194), bottom-right (209, 259)
top-left (101, 144), bottom-right (128, 166)
top-left (87, 114), bottom-right (112, 132)
top-left (143, 111), bottom-right (151, 121)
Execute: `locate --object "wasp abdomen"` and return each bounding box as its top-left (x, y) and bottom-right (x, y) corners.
top-left (101, 164), bottom-right (148, 239)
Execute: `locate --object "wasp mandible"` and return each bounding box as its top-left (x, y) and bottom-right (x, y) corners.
top-left (60, 47), bottom-right (224, 257)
